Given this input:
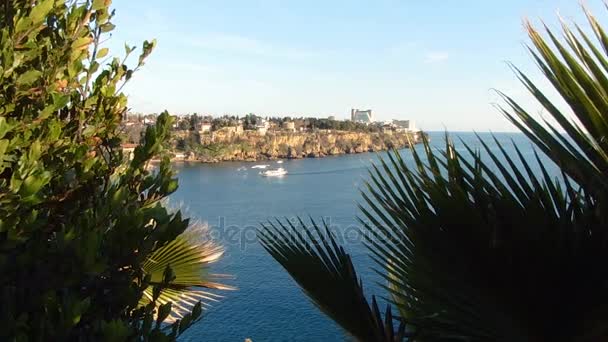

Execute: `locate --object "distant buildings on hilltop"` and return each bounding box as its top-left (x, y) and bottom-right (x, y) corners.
top-left (120, 110), bottom-right (420, 145)
top-left (391, 119), bottom-right (417, 132)
top-left (282, 121), bottom-right (296, 132)
top-left (349, 108), bottom-right (419, 132)
top-left (350, 108), bottom-right (374, 123)
top-left (199, 122), bottom-right (212, 133)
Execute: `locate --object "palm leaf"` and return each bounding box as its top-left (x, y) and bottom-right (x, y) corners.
top-left (498, 9), bottom-right (608, 198)
top-left (355, 8), bottom-right (608, 339)
top-left (140, 226), bottom-right (234, 323)
top-left (360, 131), bottom-right (608, 340)
top-left (258, 217), bottom-right (409, 341)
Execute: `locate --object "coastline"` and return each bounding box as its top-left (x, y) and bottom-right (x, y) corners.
top-left (150, 146), bottom-right (406, 164)
top-left (152, 130), bottom-right (426, 164)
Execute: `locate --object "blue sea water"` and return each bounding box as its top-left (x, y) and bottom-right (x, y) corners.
top-left (171, 132), bottom-right (558, 341)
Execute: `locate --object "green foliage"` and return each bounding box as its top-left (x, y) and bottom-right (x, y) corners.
top-left (140, 228), bottom-right (234, 322)
top-left (242, 113), bottom-right (260, 130)
top-left (306, 117), bottom-right (380, 132)
top-left (498, 10), bottom-right (608, 202)
top-left (259, 218), bottom-right (409, 341)
top-left (260, 5), bottom-right (608, 342)
top-left (188, 113), bottom-right (200, 131)
top-left (263, 116), bottom-right (380, 132)
top-left (211, 115), bottom-right (239, 131)
top-left (359, 136), bottom-right (604, 341)
top-left (0, 1), bottom-right (228, 340)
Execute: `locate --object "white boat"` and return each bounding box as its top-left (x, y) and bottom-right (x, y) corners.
top-left (260, 167), bottom-right (288, 177)
top-left (251, 164), bottom-right (270, 169)
top-left (276, 160), bottom-right (284, 164)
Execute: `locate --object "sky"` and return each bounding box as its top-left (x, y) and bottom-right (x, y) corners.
top-left (106, 0), bottom-right (607, 131)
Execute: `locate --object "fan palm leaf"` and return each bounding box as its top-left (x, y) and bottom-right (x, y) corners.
top-left (497, 8), bottom-right (608, 197)
top-left (358, 5), bottom-right (608, 339)
top-left (361, 135), bottom-right (608, 340)
top-left (140, 226), bottom-right (234, 323)
top-left (258, 217), bottom-right (409, 341)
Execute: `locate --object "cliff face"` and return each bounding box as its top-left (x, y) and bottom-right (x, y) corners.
top-left (191, 130), bottom-right (421, 162)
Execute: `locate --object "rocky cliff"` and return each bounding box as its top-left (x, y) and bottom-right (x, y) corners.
top-left (183, 130), bottom-right (422, 163)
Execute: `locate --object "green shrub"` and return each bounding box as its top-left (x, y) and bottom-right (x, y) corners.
top-left (0, 1), bottom-right (227, 340)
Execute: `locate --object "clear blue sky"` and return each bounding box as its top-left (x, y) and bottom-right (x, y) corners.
top-left (107, 0), bottom-right (606, 131)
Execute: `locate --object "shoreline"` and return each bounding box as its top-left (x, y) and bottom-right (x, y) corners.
top-left (143, 130), bottom-right (428, 164)
top-left (150, 143), bottom-right (418, 164)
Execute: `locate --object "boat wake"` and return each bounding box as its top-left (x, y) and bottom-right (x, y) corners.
top-left (260, 167), bottom-right (288, 177)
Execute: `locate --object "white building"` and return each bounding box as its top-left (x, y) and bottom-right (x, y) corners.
top-left (255, 119), bottom-right (269, 129)
top-left (283, 121), bottom-right (296, 132)
top-left (254, 119), bottom-right (269, 136)
top-left (199, 122), bottom-right (212, 133)
top-left (351, 108), bottom-right (374, 123)
top-left (392, 120), bottom-right (418, 132)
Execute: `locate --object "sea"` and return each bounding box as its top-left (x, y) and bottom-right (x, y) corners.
top-left (171, 132), bottom-right (560, 341)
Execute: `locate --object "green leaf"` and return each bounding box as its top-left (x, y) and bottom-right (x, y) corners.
top-left (20, 172), bottom-right (51, 198)
top-left (178, 314), bottom-right (192, 334)
top-left (124, 43), bottom-right (135, 55)
top-left (97, 47), bottom-right (109, 59)
top-left (100, 22), bottom-right (116, 33)
top-left (52, 93), bottom-right (70, 109)
top-left (30, 0), bottom-right (54, 24)
top-left (92, 0), bottom-right (106, 11)
top-left (71, 37), bottom-right (92, 51)
top-left (191, 302), bottom-right (202, 320)
top-left (0, 117), bottom-right (11, 139)
top-left (156, 303), bottom-right (172, 327)
top-left (16, 70), bottom-right (42, 86)
top-left (138, 39), bottom-right (156, 66)
top-left (28, 140), bottom-right (42, 160)
top-left (0, 139), bottom-right (9, 162)
top-left (165, 179), bottom-right (178, 194)
top-left (14, 17), bottom-right (32, 34)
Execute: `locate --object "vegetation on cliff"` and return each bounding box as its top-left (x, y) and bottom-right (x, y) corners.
top-left (122, 112), bottom-right (422, 162)
top-left (190, 131), bottom-right (421, 162)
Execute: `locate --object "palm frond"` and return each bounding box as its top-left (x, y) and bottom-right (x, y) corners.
top-left (357, 7), bottom-right (608, 340)
top-left (361, 6), bottom-right (608, 340)
top-left (258, 217), bottom-right (410, 341)
top-left (498, 9), bottom-right (608, 199)
top-left (140, 225), bottom-right (234, 323)
top-left (360, 131), bottom-right (608, 340)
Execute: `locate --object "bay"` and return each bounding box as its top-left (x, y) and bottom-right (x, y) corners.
top-left (173, 132), bottom-right (558, 341)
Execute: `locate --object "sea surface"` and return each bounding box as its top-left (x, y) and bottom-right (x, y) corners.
top-left (172, 132), bottom-right (559, 341)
